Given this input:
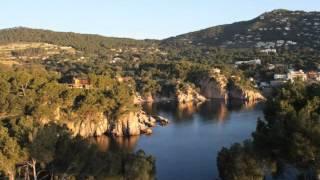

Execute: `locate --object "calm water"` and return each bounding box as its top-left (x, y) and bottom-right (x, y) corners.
top-left (94, 100), bottom-right (264, 180)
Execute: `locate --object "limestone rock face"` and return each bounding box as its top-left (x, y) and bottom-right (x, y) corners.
top-left (229, 87), bottom-right (265, 102)
top-left (111, 110), bottom-right (157, 137)
top-left (176, 85), bottom-right (206, 104)
top-left (198, 69), bottom-right (265, 102)
top-left (199, 73), bottom-right (228, 99)
top-left (51, 108), bottom-right (164, 138)
top-left (66, 112), bottom-right (109, 138)
top-left (139, 85), bottom-right (205, 104)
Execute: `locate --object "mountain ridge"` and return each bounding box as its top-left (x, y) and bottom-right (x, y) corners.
top-left (0, 27), bottom-right (157, 55)
top-left (1, 9), bottom-right (320, 53)
top-left (162, 9), bottom-right (320, 50)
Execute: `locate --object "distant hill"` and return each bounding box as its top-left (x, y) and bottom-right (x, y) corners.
top-left (0, 27), bottom-right (155, 54)
top-left (2, 9), bottom-right (320, 56)
top-left (162, 9), bottom-right (320, 51)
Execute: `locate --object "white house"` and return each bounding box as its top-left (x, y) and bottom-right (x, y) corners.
top-left (287, 70), bottom-right (307, 82)
top-left (267, 64), bottom-right (275, 70)
top-left (274, 74), bottom-right (287, 80)
top-left (260, 49), bottom-right (277, 54)
top-left (235, 59), bottom-right (261, 66)
top-left (212, 68), bottom-right (221, 74)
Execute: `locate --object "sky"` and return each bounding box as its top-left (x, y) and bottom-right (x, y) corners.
top-left (1, 0), bottom-right (320, 39)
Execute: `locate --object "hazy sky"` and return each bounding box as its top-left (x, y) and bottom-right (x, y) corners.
top-left (1, 0), bottom-right (320, 39)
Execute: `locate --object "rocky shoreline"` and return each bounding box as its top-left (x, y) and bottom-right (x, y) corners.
top-left (198, 70), bottom-right (265, 102)
top-left (47, 69), bottom-right (265, 139)
top-left (63, 110), bottom-right (169, 138)
top-left (138, 81), bottom-right (265, 105)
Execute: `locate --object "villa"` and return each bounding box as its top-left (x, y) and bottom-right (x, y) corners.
top-left (287, 70), bottom-right (307, 82)
top-left (69, 77), bottom-right (92, 89)
top-left (274, 74), bottom-right (287, 80)
top-left (260, 49), bottom-right (277, 54)
top-left (307, 71), bottom-right (320, 81)
top-left (235, 59), bottom-right (261, 66)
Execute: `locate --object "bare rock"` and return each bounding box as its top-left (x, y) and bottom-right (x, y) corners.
top-left (199, 72), bottom-right (229, 99)
top-left (66, 112), bottom-right (109, 138)
top-left (153, 115), bottom-right (169, 126)
top-left (176, 84), bottom-right (207, 104)
top-left (229, 87), bottom-right (265, 102)
top-left (111, 110), bottom-right (160, 137)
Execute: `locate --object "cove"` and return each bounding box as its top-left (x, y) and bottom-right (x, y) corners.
top-left (93, 100), bottom-right (264, 180)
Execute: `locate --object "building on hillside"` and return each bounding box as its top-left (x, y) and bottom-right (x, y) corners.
top-left (270, 80), bottom-right (287, 87)
top-left (307, 71), bottom-right (320, 81)
top-left (235, 59), bottom-right (261, 66)
top-left (267, 64), bottom-right (275, 70)
top-left (287, 70), bottom-right (307, 82)
top-left (212, 68), bottom-right (221, 74)
top-left (111, 57), bottom-right (123, 63)
top-left (116, 76), bottom-right (132, 83)
top-left (259, 82), bottom-right (270, 88)
top-left (274, 63), bottom-right (289, 70)
top-left (260, 49), bottom-right (277, 54)
top-left (274, 74), bottom-right (287, 80)
top-left (69, 77), bottom-right (91, 89)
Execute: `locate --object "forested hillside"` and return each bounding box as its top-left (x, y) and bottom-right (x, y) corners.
top-left (217, 82), bottom-right (320, 180)
top-left (163, 9), bottom-right (320, 51)
top-left (0, 27), bottom-right (156, 55)
top-left (1, 8), bottom-right (320, 180)
top-left (2, 10), bottom-right (320, 65)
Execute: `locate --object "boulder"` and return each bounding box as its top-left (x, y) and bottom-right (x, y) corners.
top-left (111, 110), bottom-right (161, 137)
top-left (153, 115), bottom-right (169, 126)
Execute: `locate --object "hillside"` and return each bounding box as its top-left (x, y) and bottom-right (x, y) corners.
top-left (0, 27), bottom-right (156, 55)
top-left (2, 10), bottom-right (320, 54)
top-left (0, 42), bottom-right (76, 59)
top-left (1, 9), bottom-right (320, 65)
top-left (162, 9), bottom-right (320, 51)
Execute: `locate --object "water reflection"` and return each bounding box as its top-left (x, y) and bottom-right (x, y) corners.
top-left (227, 99), bottom-right (258, 110)
top-left (143, 99), bottom-right (256, 123)
top-left (92, 100), bottom-right (262, 151)
top-left (197, 100), bottom-right (229, 122)
top-left (90, 99), bottom-right (264, 180)
top-left (90, 135), bottom-right (140, 152)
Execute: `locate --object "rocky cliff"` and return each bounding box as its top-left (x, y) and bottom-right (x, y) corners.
top-left (228, 86), bottom-right (265, 102)
top-left (198, 69), bottom-right (265, 102)
top-left (138, 70), bottom-right (264, 104)
top-left (111, 110), bottom-right (156, 136)
top-left (176, 84), bottom-right (206, 104)
top-left (42, 109), bottom-right (168, 138)
top-left (139, 85), bottom-right (206, 104)
top-left (65, 112), bottom-right (109, 137)
top-left (199, 71), bottom-right (229, 99)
